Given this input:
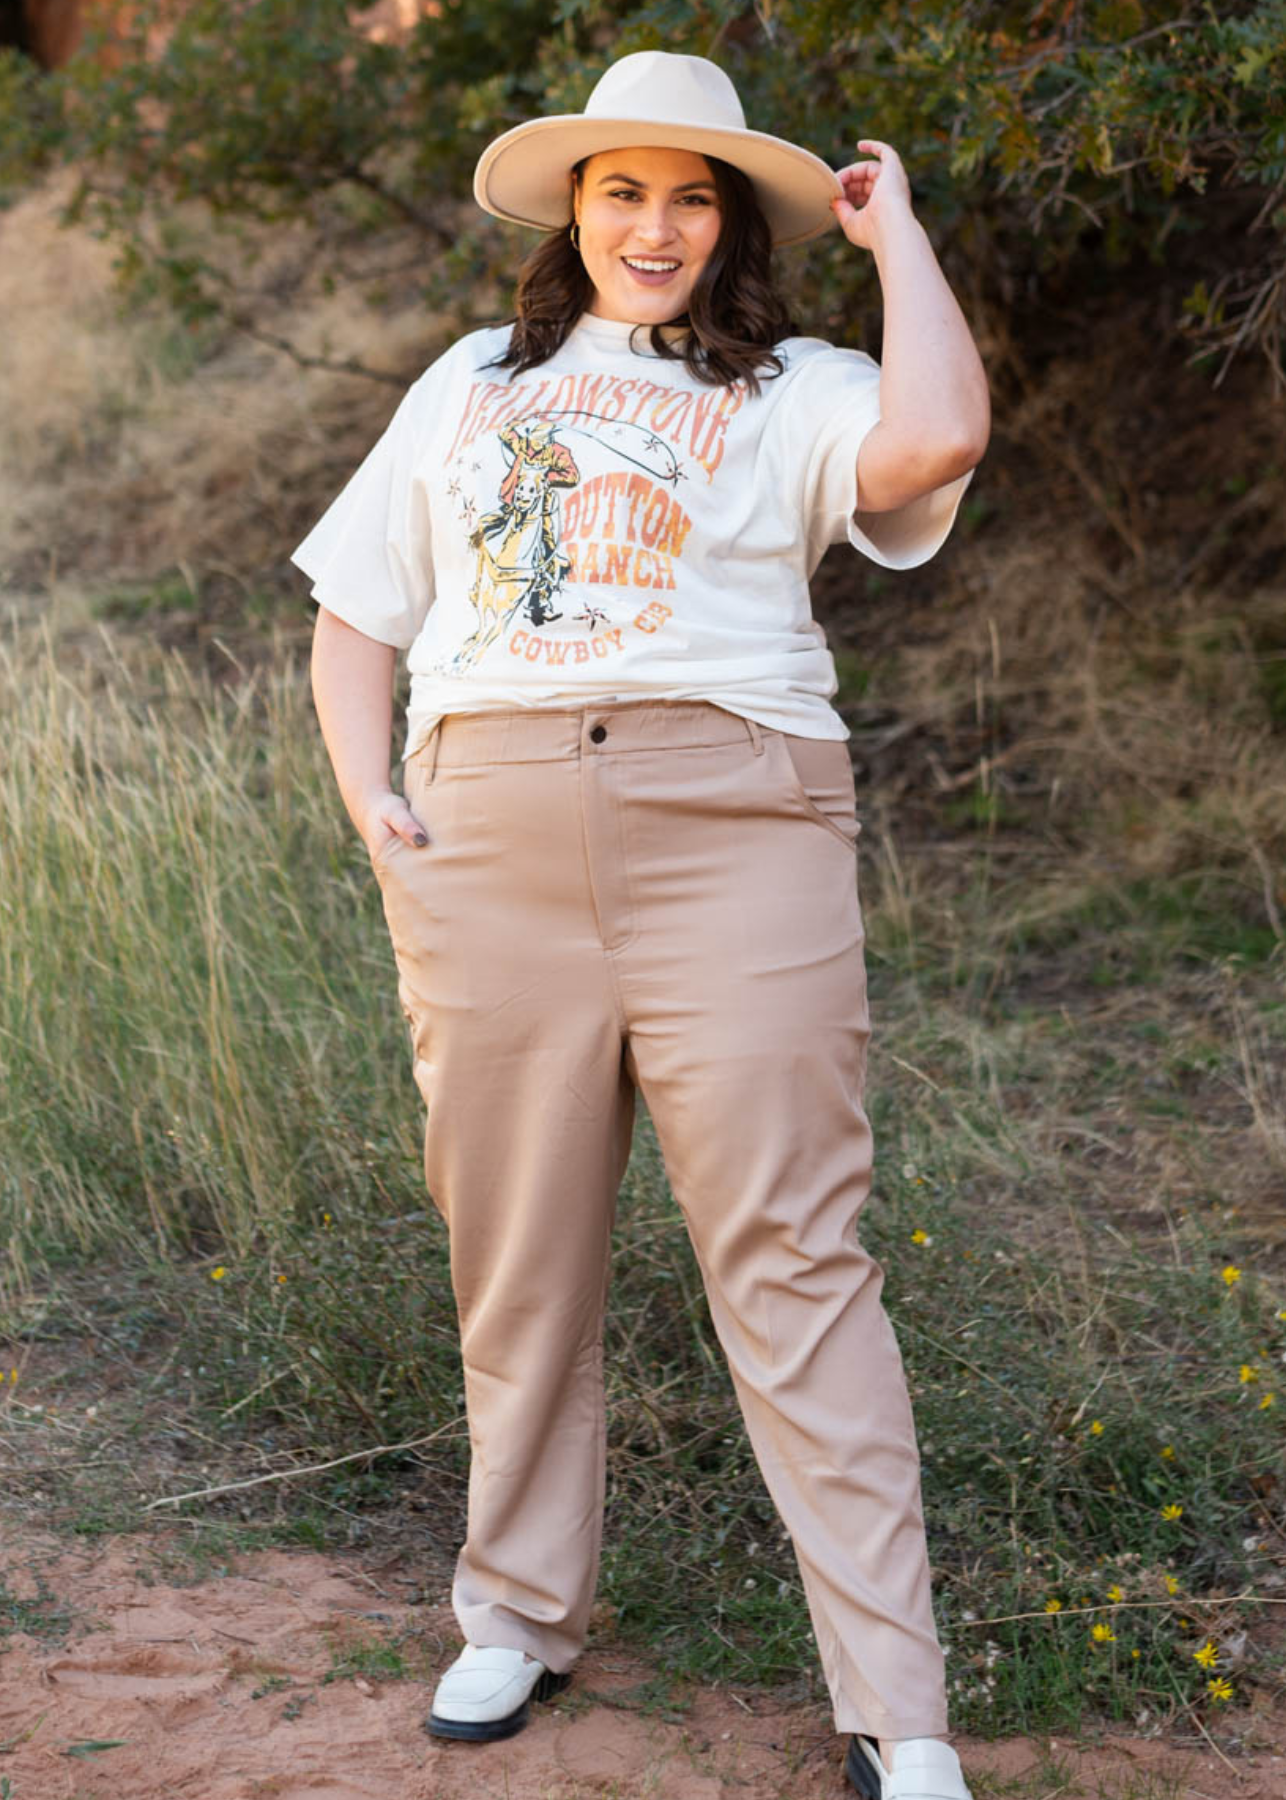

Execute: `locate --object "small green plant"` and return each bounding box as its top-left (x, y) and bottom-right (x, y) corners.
top-left (0, 1575), bottom-right (73, 1643)
top-left (62, 1739), bottom-right (129, 1758)
top-left (250, 1674), bottom-right (294, 1699)
top-left (69, 1499), bottom-right (144, 1539)
top-left (90, 574), bottom-right (200, 623)
top-left (322, 1633), bottom-right (409, 1685)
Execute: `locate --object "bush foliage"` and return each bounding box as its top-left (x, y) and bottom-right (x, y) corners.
top-left (3, 0), bottom-right (1285, 375)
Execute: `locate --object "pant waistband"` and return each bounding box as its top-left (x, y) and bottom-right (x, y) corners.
top-left (413, 701), bottom-right (765, 773)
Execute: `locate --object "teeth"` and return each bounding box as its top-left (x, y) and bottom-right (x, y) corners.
top-left (625, 258), bottom-right (680, 273)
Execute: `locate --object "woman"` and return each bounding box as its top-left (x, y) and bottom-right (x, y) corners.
top-left (294, 49), bottom-right (988, 1800)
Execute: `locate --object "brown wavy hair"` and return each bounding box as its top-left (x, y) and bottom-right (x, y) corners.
top-left (487, 154), bottom-right (798, 394)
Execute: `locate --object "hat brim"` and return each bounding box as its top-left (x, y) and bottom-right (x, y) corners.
top-left (473, 116), bottom-right (842, 248)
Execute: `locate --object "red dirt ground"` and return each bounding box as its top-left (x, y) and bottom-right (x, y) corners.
top-left (1, 1527), bottom-right (1283, 1800)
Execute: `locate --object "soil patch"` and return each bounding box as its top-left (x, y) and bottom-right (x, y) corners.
top-left (1, 1525), bottom-right (1283, 1799)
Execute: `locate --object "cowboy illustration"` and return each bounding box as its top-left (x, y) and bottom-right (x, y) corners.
top-left (452, 419), bottom-right (581, 669)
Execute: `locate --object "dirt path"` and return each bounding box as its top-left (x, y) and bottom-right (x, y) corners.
top-left (0, 1528), bottom-right (1281, 1800)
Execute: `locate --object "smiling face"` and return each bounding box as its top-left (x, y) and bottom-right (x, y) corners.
top-left (572, 146), bottom-right (724, 325)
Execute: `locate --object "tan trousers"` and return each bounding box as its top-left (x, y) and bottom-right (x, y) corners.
top-left (372, 699), bottom-right (949, 1739)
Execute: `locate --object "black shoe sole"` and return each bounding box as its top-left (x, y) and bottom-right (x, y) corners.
top-left (427, 1667), bottom-right (572, 1742)
top-left (845, 1735), bottom-right (883, 1799)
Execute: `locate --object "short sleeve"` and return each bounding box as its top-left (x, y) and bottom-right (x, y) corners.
top-left (291, 379), bottom-right (434, 649)
top-left (779, 344), bottom-right (972, 573)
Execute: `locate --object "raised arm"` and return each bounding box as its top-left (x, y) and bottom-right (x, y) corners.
top-left (311, 606), bottom-right (428, 859)
top-left (831, 141), bottom-right (990, 514)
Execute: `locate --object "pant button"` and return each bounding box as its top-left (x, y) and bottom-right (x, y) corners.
top-left (589, 724), bottom-right (607, 743)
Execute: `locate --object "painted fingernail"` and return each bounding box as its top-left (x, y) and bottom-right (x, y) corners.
top-left (414, 832), bottom-right (428, 847)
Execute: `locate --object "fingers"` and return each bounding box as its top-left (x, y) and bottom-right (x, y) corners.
top-left (834, 140), bottom-right (905, 184)
top-left (388, 801), bottom-right (429, 849)
top-left (830, 169), bottom-right (878, 228)
top-left (835, 169), bottom-right (879, 201)
top-left (833, 163), bottom-right (882, 202)
top-left (836, 139), bottom-right (889, 167)
top-left (832, 139), bottom-right (912, 232)
top-left (366, 795), bottom-right (429, 860)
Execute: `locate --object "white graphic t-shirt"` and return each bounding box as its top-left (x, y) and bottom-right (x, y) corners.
top-left (292, 313), bottom-right (971, 756)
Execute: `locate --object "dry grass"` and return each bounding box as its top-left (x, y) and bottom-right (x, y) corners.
top-left (817, 291), bottom-right (1286, 881)
top-left (0, 172), bottom-right (446, 612)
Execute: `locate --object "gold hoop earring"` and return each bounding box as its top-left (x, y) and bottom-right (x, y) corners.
top-left (569, 222), bottom-right (580, 252)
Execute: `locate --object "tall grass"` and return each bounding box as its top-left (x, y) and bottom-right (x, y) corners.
top-left (1, 619), bottom-right (1283, 1738)
top-left (1, 622), bottom-right (420, 1270)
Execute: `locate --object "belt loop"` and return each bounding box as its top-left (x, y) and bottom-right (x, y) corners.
top-left (420, 720), bottom-right (442, 786)
top-left (744, 715), bottom-right (764, 756)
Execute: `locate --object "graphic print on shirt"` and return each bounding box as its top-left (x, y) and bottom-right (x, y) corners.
top-left (452, 420), bottom-right (580, 670)
top-left (440, 368), bottom-right (746, 674)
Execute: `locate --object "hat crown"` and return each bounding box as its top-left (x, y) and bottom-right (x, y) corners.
top-left (584, 51), bottom-right (747, 132)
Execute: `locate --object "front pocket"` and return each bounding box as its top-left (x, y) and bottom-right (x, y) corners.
top-left (774, 733), bottom-right (861, 849)
top-left (370, 830), bottom-right (408, 876)
top-left (373, 751), bottom-right (440, 877)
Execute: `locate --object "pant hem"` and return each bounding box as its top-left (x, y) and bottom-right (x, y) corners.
top-left (450, 1617), bottom-right (582, 1677)
top-left (835, 1711), bottom-right (953, 1738)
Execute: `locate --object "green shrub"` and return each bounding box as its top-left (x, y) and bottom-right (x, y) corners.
top-left (4, 1), bottom-right (1284, 372)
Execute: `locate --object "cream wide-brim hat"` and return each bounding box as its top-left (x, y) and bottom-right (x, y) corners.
top-left (473, 51), bottom-right (842, 248)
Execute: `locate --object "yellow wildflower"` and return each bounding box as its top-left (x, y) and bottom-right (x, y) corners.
top-left (1163, 1574), bottom-right (1179, 1595)
top-left (1089, 1420), bottom-right (1104, 1436)
top-left (1239, 1364), bottom-right (1259, 1383)
top-left (211, 1266), bottom-right (227, 1281)
top-left (1161, 1503), bottom-right (1183, 1521)
top-left (1044, 1597), bottom-right (1062, 1613)
top-left (1160, 1444), bottom-right (1175, 1459)
top-left (1207, 1676), bottom-right (1234, 1702)
top-left (1193, 1641), bottom-right (1219, 1669)
top-left (1091, 1623), bottom-right (1115, 1643)
top-left (277, 1274), bottom-right (287, 1285)
top-left (1259, 1393), bottom-right (1275, 1409)
top-left (1131, 1649), bottom-right (1140, 1659)
top-left (1106, 1585), bottom-right (1123, 1603)
top-left (910, 1228), bottom-right (930, 1245)
top-left (1221, 1265), bottom-right (1241, 1286)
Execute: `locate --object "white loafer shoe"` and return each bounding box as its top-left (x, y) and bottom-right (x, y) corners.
top-left (427, 1643), bottom-right (571, 1742)
top-left (846, 1735), bottom-right (973, 1800)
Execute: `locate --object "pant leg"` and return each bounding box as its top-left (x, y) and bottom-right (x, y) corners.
top-left (373, 730), bottom-right (634, 1673)
top-left (609, 726), bottom-right (949, 1739)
